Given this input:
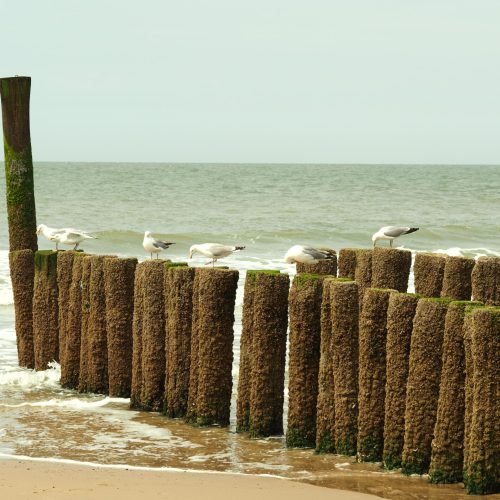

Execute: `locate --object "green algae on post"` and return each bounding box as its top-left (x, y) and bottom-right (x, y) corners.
top-left (8, 249), bottom-right (35, 368)
top-left (287, 273), bottom-right (328, 448)
top-left (0, 76), bottom-right (38, 252)
top-left (32, 250), bottom-right (59, 370)
top-left (383, 292), bottom-right (419, 470)
top-left (104, 257), bottom-right (137, 398)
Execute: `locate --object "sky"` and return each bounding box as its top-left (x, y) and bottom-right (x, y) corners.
top-left (1, 0), bottom-right (499, 164)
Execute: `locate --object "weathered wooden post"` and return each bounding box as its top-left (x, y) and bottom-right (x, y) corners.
top-left (104, 257), bottom-right (137, 398)
top-left (78, 257), bottom-right (92, 392)
top-left (471, 256), bottom-right (500, 306)
top-left (1, 76), bottom-right (37, 251)
top-left (296, 253), bottom-right (337, 275)
top-left (428, 301), bottom-right (482, 484)
top-left (164, 263), bottom-right (193, 418)
top-left (195, 268), bottom-right (239, 426)
top-left (286, 273), bottom-right (326, 448)
top-left (463, 307), bottom-right (499, 495)
top-left (413, 253), bottom-right (446, 297)
top-left (236, 270), bottom-right (257, 432)
top-left (140, 260), bottom-right (167, 411)
top-left (383, 292), bottom-right (419, 469)
top-left (32, 250), bottom-right (59, 370)
top-left (60, 252), bottom-right (87, 389)
top-left (9, 250), bottom-right (35, 368)
top-left (401, 297), bottom-right (452, 475)
top-left (1, 76), bottom-right (37, 368)
top-left (315, 278), bottom-right (336, 453)
top-left (440, 256), bottom-right (474, 300)
top-left (331, 280), bottom-right (359, 456)
top-left (338, 248), bottom-right (358, 279)
top-left (371, 248), bottom-right (412, 292)
top-left (249, 271), bottom-right (289, 437)
top-left (357, 288), bottom-right (393, 462)
top-left (130, 262), bottom-right (145, 409)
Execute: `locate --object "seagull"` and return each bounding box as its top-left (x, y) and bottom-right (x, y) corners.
top-left (143, 231), bottom-right (175, 259)
top-left (188, 243), bottom-right (245, 267)
top-left (36, 224), bottom-right (62, 250)
top-left (284, 245), bottom-right (336, 264)
top-left (372, 226), bottom-right (419, 247)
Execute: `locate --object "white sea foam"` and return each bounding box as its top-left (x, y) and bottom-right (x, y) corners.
top-left (0, 362), bottom-right (61, 390)
top-left (0, 396), bottom-right (128, 409)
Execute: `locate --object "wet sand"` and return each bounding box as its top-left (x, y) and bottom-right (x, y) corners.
top-left (0, 459), bottom-right (381, 500)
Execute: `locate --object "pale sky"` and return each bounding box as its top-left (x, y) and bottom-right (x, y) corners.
top-left (1, 0), bottom-right (499, 164)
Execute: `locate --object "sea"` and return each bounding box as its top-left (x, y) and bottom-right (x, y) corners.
top-left (1, 163), bottom-right (499, 499)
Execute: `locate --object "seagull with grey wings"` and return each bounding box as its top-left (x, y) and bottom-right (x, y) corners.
top-left (284, 245), bottom-right (336, 264)
top-left (189, 243), bottom-right (245, 267)
top-left (371, 226), bottom-right (419, 247)
top-left (143, 231), bottom-right (175, 259)
top-left (36, 224), bottom-right (96, 250)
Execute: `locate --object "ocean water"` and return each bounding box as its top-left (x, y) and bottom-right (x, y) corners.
top-left (0, 163), bottom-right (499, 499)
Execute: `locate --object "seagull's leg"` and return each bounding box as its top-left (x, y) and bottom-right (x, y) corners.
top-left (390, 239), bottom-right (393, 248)
top-left (205, 259), bottom-right (213, 266)
top-left (74, 243), bottom-right (79, 250)
top-left (150, 252), bottom-right (153, 259)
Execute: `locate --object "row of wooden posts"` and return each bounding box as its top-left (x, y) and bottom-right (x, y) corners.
top-left (8, 246), bottom-right (500, 495)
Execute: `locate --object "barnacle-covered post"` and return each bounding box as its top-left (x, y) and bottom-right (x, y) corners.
top-left (471, 256), bottom-right (500, 305)
top-left (413, 253), bottom-right (446, 297)
top-left (371, 248), bottom-right (411, 293)
top-left (440, 256), bottom-right (474, 300)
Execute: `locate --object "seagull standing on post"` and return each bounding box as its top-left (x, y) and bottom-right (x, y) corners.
top-left (372, 226), bottom-right (419, 247)
top-left (284, 245), bottom-right (336, 264)
top-left (188, 243), bottom-right (245, 267)
top-left (143, 231), bottom-right (175, 259)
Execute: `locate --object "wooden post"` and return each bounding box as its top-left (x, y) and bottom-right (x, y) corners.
top-left (429, 301), bottom-right (482, 484)
top-left (331, 280), bottom-right (360, 456)
top-left (402, 298), bottom-right (451, 475)
top-left (104, 257), bottom-right (137, 398)
top-left (8, 250), bottom-right (35, 368)
top-left (296, 255), bottom-right (337, 276)
top-left (441, 256), bottom-right (474, 300)
top-left (413, 253), bottom-right (446, 297)
top-left (383, 292), bottom-right (419, 469)
top-left (286, 274), bottom-right (326, 447)
top-left (338, 248), bottom-right (358, 279)
top-left (1, 76), bottom-right (37, 252)
top-left (249, 271), bottom-right (289, 437)
top-left (471, 257), bottom-right (500, 306)
top-left (357, 288), bottom-right (393, 462)
top-left (130, 263), bottom-right (145, 409)
top-left (32, 250), bottom-right (59, 370)
top-left (371, 248), bottom-right (412, 293)
top-left (164, 264), bottom-right (194, 418)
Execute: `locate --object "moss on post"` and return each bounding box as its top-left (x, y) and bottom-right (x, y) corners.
top-left (440, 256), bottom-right (474, 301)
top-left (164, 264), bottom-right (194, 418)
top-left (286, 273), bottom-right (328, 448)
top-left (140, 260), bottom-right (167, 411)
top-left (428, 301), bottom-right (482, 484)
top-left (61, 252), bottom-right (87, 389)
top-left (9, 249), bottom-right (35, 368)
top-left (249, 271), bottom-right (289, 437)
top-left (383, 292), bottom-right (419, 469)
top-left (463, 307), bottom-right (500, 495)
top-left (471, 256), bottom-right (500, 306)
top-left (331, 280), bottom-right (359, 456)
top-left (32, 250), bottom-right (59, 370)
top-left (195, 268), bottom-right (239, 426)
top-left (371, 247), bottom-right (412, 293)
top-left (130, 262), bottom-right (145, 409)
top-left (236, 270), bottom-right (257, 432)
top-left (413, 253), bottom-right (446, 297)
top-left (402, 297), bottom-right (452, 475)
top-left (357, 288), bottom-right (393, 462)
top-left (104, 257), bottom-right (137, 398)
top-left (1, 76), bottom-right (37, 252)
top-left (338, 248), bottom-right (358, 279)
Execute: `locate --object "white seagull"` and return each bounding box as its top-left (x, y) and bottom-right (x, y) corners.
top-left (36, 224), bottom-right (96, 250)
top-left (284, 245), bottom-right (336, 264)
top-left (372, 226), bottom-right (419, 247)
top-left (143, 231), bottom-right (175, 259)
top-left (188, 243), bottom-right (245, 267)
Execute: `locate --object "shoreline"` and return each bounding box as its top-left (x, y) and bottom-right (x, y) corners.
top-left (0, 458), bottom-right (382, 500)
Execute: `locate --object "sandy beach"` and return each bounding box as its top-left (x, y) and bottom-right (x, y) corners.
top-left (0, 459), bottom-right (382, 500)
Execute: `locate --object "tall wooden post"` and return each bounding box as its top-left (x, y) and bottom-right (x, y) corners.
top-left (1, 76), bottom-right (37, 251)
